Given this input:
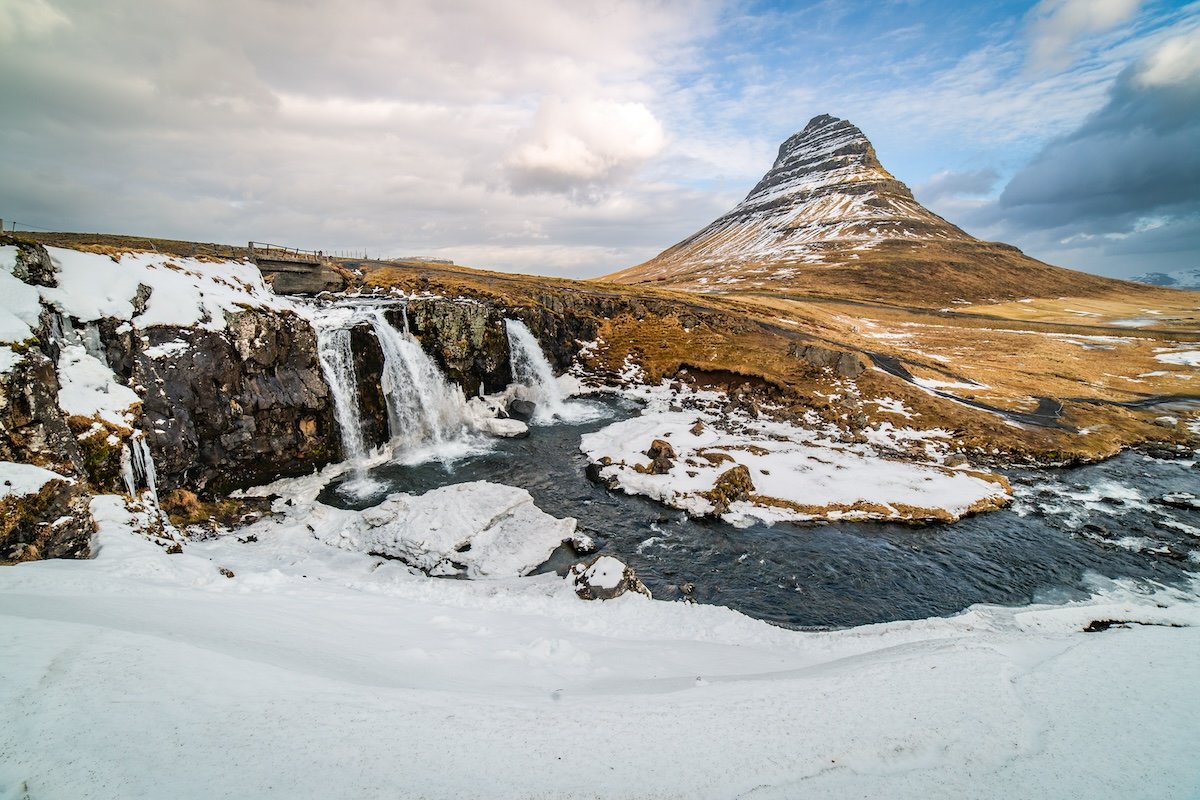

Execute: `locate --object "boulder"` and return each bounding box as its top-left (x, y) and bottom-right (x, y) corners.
top-left (703, 464), bottom-right (755, 516)
top-left (570, 555), bottom-right (651, 601)
top-left (788, 343), bottom-right (868, 378)
top-left (507, 398), bottom-right (537, 422)
top-left (644, 438), bottom-right (676, 474)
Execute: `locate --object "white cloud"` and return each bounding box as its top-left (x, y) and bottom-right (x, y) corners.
top-left (505, 97), bottom-right (666, 197)
top-left (1136, 26), bottom-right (1200, 87)
top-left (1025, 0), bottom-right (1143, 70)
top-left (0, 0), bottom-right (69, 42)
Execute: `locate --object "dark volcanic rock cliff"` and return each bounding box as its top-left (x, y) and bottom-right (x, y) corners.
top-left (130, 310), bottom-right (337, 493)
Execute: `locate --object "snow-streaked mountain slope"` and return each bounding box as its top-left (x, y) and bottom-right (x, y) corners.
top-left (606, 115), bottom-right (1128, 304)
top-left (1130, 268), bottom-right (1200, 291)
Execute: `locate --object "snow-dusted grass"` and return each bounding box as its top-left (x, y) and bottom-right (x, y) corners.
top-left (1, 501), bottom-right (1198, 799)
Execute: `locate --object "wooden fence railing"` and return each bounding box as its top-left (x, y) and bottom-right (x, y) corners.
top-left (247, 241), bottom-right (323, 264)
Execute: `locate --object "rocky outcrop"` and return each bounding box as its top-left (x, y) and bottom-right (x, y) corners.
top-left (1, 477), bottom-right (94, 563)
top-left (703, 464), bottom-right (755, 516)
top-left (347, 322), bottom-right (391, 451)
top-left (131, 309), bottom-right (337, 493)
top-left (788, 343), bottom-right (867, 378)
top-left (0, 348), bottom-right (85, 476)
top-left (400, 300), bottom-right (512, 395)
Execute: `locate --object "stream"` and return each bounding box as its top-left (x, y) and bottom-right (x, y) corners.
top-left (319, 396), bottom-right (1200, 630)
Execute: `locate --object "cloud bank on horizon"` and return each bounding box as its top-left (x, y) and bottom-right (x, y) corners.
top-left (0, 0), bottom-right (1196, 279)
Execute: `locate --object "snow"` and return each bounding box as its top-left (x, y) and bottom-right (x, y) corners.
top-left (1, 497), bottom-right (1198, 799)
top-left (55, 344), bottom-right (141, 428)
top-left (316, 481), bottom-right (581, 578)
top-left (578, 555), bottom-right (625, 589)
top-left (912, 376), bottom-right (981, 390)
top-left (38, 247), bottom-right (291, 331)
top-left (1155, 350), bottom-right (1200, 366)
top-left (868, 396), bottom-right (914, 418)
top-left (0, 246), bottom-right (43, 344)
top-left (0, 461), bottom-right (71, 499)
top-left (0, 345), bottom-right (23, 373)
top-left (142, 338), bottom-right (190, 359)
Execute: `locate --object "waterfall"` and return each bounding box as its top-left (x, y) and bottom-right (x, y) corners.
top-left (367, 309), bottom-right (471, 449)
top-left (316, 325), bottom-right (370, 467)
top-left (120, 431), bottom-right (157, 502)
top-left (505, 319), bottom-right (568, 423)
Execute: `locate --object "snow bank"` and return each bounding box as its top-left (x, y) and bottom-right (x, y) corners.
top-left (0, 245), bottom-right (42, 346)
top-left (0, 461), bottom-right (71, 499)
top-left (318, 481), bottom-right (581, 578)
top-left (38, 247), bottom-right (290, 331)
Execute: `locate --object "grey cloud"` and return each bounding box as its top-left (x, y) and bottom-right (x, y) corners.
top-left (913, 168), bottom-right (1000, 204)
top-left (0, 0), bottom-right (723, 278)
top-left (968, 29), bottom-right (1200, 276)
top-left (998, 53), bottom-right (1200, 231)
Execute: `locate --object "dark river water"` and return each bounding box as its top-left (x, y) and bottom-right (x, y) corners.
top-left (320, 398), bottom-right (1200, 629)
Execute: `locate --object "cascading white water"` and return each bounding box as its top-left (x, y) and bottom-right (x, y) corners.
top-left (367, 309), bottom-right (472, 449)
top-left (505, 319), bottom-right (568, 423)
top-left (316, 325), bottom-right (370, 467)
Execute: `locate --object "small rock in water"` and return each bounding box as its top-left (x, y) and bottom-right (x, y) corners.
top-left (570, 555), bottom-right (651, 601)
top-left (1157, 492), bottom-right (1200, 510)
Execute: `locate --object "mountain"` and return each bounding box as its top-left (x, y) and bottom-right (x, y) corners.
top-left (1129, 268), bottom-right (1200, 291)
top-left (606, 114), bottom-right (1125, 304)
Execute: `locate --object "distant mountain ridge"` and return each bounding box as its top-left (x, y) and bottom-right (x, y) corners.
top-left (606, 114), bottom-right (1127, 304)
top-left (1129, 268), bottom-right (1200, 291)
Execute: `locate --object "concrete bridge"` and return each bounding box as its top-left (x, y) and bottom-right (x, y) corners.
top-left (248, 241), bottom-right (347, 295)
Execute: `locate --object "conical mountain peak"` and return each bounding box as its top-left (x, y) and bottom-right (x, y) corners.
top-left (605, 114), bottom-right (1117, 303)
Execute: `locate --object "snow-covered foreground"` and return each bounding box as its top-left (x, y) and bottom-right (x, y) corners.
top-left (2, 504), bottom-right (1199, 799)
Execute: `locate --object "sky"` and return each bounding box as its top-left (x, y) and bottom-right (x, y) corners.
top-left (0, 0), bottom-right (1197, 279)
